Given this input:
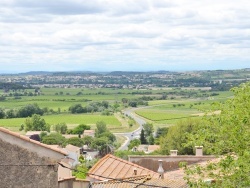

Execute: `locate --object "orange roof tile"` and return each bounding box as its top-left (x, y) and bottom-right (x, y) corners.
top-left (88, 154), bottom-right (160, 181)
top-left (137, 178), bottom-right (188, 188)
top-left (0, 127), bottom-right (67, 155)
top-left (91, 175), bottom-right (188, 188)
top-left (148, 145), bottom-right (160, 151)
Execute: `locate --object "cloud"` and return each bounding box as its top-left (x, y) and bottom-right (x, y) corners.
top-left (0, 0), bottom-right (250, 73)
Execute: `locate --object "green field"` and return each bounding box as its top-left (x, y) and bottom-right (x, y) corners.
top-left (0, 88), bottom-right (234, 131)
top-left (135, 109), bottom-right (199, 124)
top-left (135, 90), bottom-right (233, 125)
top-left (0, 114), bottom-right (120, 129)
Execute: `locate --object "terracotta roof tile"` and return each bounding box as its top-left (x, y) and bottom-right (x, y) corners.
top-left (137, 178), bottom-right (188, 188)
top-left (88, 154), bottom-right (159, 181)
top-left (91, 175), bottom-right (151, 188)
top-left (0, 127), bottom-right (67, 155)
top-left (91, 175), bottom-right (188, 188)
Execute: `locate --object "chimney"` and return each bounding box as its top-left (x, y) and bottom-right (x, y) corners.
top-left (157, 160), bottom-right (164, 179)
top-left (170, 150), bottom-right (178, 156)
top-left (134, 168), bottom-right (137, 176)
top-left (195, 146), bottom-right (203, 156)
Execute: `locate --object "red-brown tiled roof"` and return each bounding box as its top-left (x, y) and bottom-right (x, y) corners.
top-left (91, 174), bottom-right (188, 188)
top-left (137, 178), bottom-right (188, 188)
top-left (88, 154), bottom-right (159, 181)
top-left (91, 175), bottom-right (150, 188)
top-left (0, 127), bottom-right (67, 155)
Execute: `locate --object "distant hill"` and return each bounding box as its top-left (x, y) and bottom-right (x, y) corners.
top-left (18, 71), bottom-right (53, 76)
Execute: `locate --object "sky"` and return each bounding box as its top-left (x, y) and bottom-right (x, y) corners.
top-left (0, 0), bottom-right (250, 73)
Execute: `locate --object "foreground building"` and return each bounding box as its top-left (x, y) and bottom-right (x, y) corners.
top-left (0, 127), bottom-right (67, 188)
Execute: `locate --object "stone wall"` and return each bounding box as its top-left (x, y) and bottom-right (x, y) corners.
top-left (0, 139), bottom-right (59, 188)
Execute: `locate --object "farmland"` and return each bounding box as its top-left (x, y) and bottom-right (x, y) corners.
top-left (0, 88), bottom-right (232, 132)
top-left (0, 74), bottom-right (238, 133)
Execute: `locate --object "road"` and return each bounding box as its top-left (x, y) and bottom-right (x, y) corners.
top-left (115, 108), bottom-right (146, 150)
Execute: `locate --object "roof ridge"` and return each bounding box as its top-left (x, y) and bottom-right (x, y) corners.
top-left (88, 154), bottom-right (159, 180)
top-left (108, 154), bottom-right (159, 174)
top-left (0, 127), bottom-right (67, 155)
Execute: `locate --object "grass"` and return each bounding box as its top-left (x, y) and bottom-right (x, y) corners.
top-left (0, 113), bottom-right (120, 127)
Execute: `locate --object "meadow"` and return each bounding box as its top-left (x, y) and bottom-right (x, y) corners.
top-left (0, 114), bottom-right (120, 131)
top-left (135, 90), bottom-right (233, 126)
top-left (0, 87), bottom-right (233, 131)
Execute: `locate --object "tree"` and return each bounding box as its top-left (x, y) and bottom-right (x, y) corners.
top-left (95, 121), bottom-right (108, 137)
top-left (91, 137), bottom-right (110, 156)
top-left (143, 123), bottom-right (154, 138)
top-left (17, 103), bottom-right (44, 118)
top-left (72, 163), bottom-right (88, 179)
top-left (122, 98), bottom-right (128, 104)
top-left (82, 136), bottom-right (94, 146)
top-left (155, 127), bottom-right (169, 138)
top-left (69, 104), bottom-right (85, 114)
top-left (140, 129), bottom-right (147, 144)
top-left (148, 135), bottom-right (155, 145)
top-left (160, 118), bottom-right (201, 155)
top-left (0, 108), bottom-right (5, 119)
top-left (128, 101), bottom-right (137, 107)
top-left (71, 124), bottom-right (90, 135)
top-left (24, 114), bottom-right (50, 132)
top-left (128, 139), bottom-right (141, 150)
top-left (67, 137), bottom-right (83, 147)
top-left (41, 133), bottom-right (66, 146)
top-left (99, 132), bottom-right (116, 143)
top-left (184, 82), bottom-right (250, 187)
top-left (6, 109), bottom-right (16, 118)
top-left (53, 122), bottom-right (67, 134)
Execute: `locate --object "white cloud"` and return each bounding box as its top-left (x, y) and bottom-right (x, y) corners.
top-left (0, 0), bottom-right (249, 72)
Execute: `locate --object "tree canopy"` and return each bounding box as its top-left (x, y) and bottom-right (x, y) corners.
top-left (184, 82), bottom-right (250, 187)
top-left (23, 114), bottom-right (50, 132)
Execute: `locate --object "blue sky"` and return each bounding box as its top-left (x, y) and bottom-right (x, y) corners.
top-left (0, 0), bottom-right (249, 73)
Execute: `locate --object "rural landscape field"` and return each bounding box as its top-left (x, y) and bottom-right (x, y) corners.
top-left (1, 69), bottom-right (245, 135)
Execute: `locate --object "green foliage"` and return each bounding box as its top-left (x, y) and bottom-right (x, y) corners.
top-left (53, 122), bottom-right (67, 134)
top-left (6, 109), bottom-right (16, 118)
top-left (99, 132), bottom-right (116, 142)
top-left (95, 121), bottom-right (108, 137)
top-left (140, 129), bottom-right (147, 144)
top-left (17, 103), bottom-right (44, 118)
top-left (160, 118), bottom-right (201, 155)
top-left (24, 114), bottom-right (50, 132)
top-left (66, 137), bottom-right (83, 147)
top-left (72, 164), bottom-right (88, 179)
top-left (82, 136), bottom-right (94, 146)
top-left (0, 108), bottom-right (5, 119)
top-left (155, 127), bottom-right (169, 138)
top-left (41, 133), bottom-right (66, 145)
top-left (69, 104), bottom-right (85, 114)
top-left (184, 82), bottom-right (250, 187)
top-left (70, 124), bottom-right (90, 135)
top-left (114, 150), bottom-right (145, 160)
top-left (142, 123), bottom-right (154, 138)
top-left (128, 139), bottom-right (141, 150)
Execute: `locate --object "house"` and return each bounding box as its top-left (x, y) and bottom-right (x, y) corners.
top-left (83, 129), bottom-right (95, 137)
top-left (91, 175), bottom-right (188, 188)
top-left (133, 145), bottom-right (160, 153)
top-left (63, 144), bottom-right (81, 166)
top-left (0, 127), bottom-right (67, 188)
top-left (88, 154), bottom-right (159, 181)
top-left (129, 147), bottom-right (216, 175)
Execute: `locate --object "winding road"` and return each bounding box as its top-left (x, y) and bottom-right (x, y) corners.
top-left (115, 108), bottom-right (146, 150)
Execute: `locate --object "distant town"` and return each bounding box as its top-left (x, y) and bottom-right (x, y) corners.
top-left (1, 69), bottom-right (249, 91)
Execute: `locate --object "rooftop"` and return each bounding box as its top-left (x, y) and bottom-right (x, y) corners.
top-left (88, 154), bottom-right (160, 181)
top-left (0, 127), bottom-right (67, 155)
